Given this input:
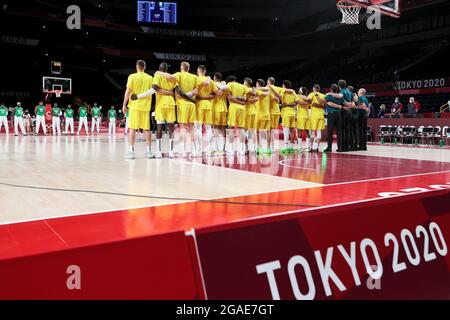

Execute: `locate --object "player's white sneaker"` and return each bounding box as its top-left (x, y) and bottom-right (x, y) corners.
top-left (127, 151), bottom-right (135, 160)
top-left (145, 151), bottom-right (155, 159)
top-left (155, 152), bottom-right (162, 159)
top-left (168, 151), bottom-right (175, 159)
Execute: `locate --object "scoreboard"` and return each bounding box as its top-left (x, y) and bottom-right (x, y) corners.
top-left (137, 1), bottom-right (177, 25)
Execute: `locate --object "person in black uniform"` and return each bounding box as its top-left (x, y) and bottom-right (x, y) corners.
top-left (356, 88), bottom-right (370, 151)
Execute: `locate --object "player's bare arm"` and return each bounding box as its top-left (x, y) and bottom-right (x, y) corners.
top-left (268, 86), bottom-right (282, 100)
top-left (157, 72), bottom-right (177, 82)
top-left (175, 86), bottom-right (196, 103)
top-left (228, 94), bottom-right (246, 105)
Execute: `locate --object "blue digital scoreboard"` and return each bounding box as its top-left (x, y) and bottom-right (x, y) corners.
top-left (137, 1), bottom-right (177, 25)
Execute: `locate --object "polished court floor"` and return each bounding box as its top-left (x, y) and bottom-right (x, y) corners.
top-left (1, 133), bottom-right (449, 227)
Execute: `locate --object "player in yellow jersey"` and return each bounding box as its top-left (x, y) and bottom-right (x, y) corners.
top-left (194, 65), bottom-right (220, 157)
top-left (226, 76), bottom-right (253, 156)
top-left (305, 84), bottom-right (326, 152)
top-left (255, 79), bottom-right (277, 154)
top-left (278, 80), bottom-right (298, 153)
top-left (267, 77), bottom-right (296, 153)
top-left (296, 87), bottom-right (311, 152)
top-left (212, 72), bottom-right (229, 155)
top-left (243, 78), bottom-right (259, 153)
top-left (171, 62), bottom-right (199, 157)
top-left (122, 60), bottom-right (156, 159)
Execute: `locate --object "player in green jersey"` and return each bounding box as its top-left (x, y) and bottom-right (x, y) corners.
top-left (13, 102), bottom-right (27, 136)
top-left (77, 105), bottom-right (89, 135)
top-left (0, 103), bottom-right (9, 134)
top-left (64, 104), bottom-right (75, 135)
top-left (91, 103), bottom-right (102, 135)
top-left (34, 101), bottom-right (47, 135)
top-left (108, 106), bottom-right (117, 135)
top-left (51, 103), bottom-right (62, 136)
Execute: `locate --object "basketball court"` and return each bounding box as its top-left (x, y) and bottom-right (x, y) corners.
top-left (1, 0), bottom-right (450, 302)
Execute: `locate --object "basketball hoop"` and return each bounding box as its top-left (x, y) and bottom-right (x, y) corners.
top-left (337, 1), bottom-right (362, 24)
top-left (54, 90), bottom-right (62, 98)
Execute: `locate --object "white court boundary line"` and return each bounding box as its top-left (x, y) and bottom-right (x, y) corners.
top-left (1, 170), bottom-right (449, 227)
top-left (231, 184), bottom-right (450, 225)
top-left (0, 178), bottom-right (322, 226)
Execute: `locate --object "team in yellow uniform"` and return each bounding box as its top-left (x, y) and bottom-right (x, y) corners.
top-left (126, 61), bottom-right (331, 158)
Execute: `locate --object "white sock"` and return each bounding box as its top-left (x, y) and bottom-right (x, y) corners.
top-left (283, 127), bottom-right (290, 146)
top-left (306, 138), bottom-right (311, 149)
top-left (146, 145), bottom-right (151, 153)
top-left (156, 139), bottom-right (162, 153)
top-left (195, 123), bottom-right (202, 152)
top-left (312, 142), bottom-right (318, 150)
top-left (218, 135), bottom-right (225, 152)
top-left (180, 142), bottom-right (185, 153)
top-left (130, 146), bottom-right (135, 153)
top-left (169, 139), bottom-right (174, 152)
top-left (205, 125), bottom-right (213, 144)
top-left (298, 138), bottom-right (303, 149)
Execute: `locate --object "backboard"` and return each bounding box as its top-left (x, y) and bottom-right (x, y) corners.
top-left (42, 76), bottom-right (72, 95)
top-left (345, 0), bottom-right (401, 18)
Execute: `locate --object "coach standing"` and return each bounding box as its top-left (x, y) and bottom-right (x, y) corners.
top-left (341, 80), bottom-right (356, 151)
top-left (357, 89), bottom-right (370, 151)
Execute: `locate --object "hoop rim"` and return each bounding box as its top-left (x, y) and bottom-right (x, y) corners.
top-left (336, 1), bottom-right (362, 9)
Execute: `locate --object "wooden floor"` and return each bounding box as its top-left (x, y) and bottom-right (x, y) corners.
top-left (0, 134), bottom-right (320, 225)
top-left (0, 133), bottom-right (449, 226)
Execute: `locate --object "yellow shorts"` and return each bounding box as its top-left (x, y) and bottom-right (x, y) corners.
top-left (270, 114), bottom-right (280, 129)
top-left (282, 116), bottom-right (296, 128)
top-left (257, 119), bottom-right (270, 131)
top-left (246, 113), bottom-right (257, 130)
top-left (228, 105), bottom-right (246, 128)
top-left (155, 106), bottom-right (176, 123)
top-left (213, 112), bottom-right (227, 126)
top-left (297, 118), bottom-right (310, 130)
top-left (310, 118), bottom-right (325, 130)
top-left (196, 108), bottom-right (212, 125)
top-left (129, 109), bottom-right (150, 130)
top-left (177, 103), bottom-right (196, 124)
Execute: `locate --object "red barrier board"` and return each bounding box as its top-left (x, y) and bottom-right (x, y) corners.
top-left (195, 190), bottom-right (450, 300)
top-left (0, 231), bottom-right (200, 299)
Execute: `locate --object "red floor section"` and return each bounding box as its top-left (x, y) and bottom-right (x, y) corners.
top-left (186, 152), bottom-right (450, 184)
top-left (1, 170), bottom-right (449, 261)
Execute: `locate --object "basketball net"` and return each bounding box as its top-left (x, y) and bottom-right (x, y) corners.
top-left (337, 1), bottom-right (361, 24)
top-left (54, 90), bottom-right (62, 98)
